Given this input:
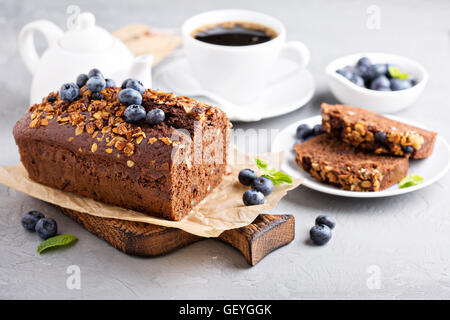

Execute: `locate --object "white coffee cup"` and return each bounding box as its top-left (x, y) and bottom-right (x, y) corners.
top-left (182, 9), bottom-right (310, 104)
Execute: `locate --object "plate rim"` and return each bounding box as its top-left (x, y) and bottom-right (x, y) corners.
top-left (152, 56), bottom-right (316, 122)
top-left (271, 114), bottom-right (450, 198)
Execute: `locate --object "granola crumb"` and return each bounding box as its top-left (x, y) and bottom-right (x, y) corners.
top-left (75, 126), bottom-right (84, 136)
top-left (159, 137), bottom-right (172, 145)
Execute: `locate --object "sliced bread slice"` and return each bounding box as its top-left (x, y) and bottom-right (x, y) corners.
top-left (294, 134), bottom-right (409, 191)
top-left (321, 103), bottom-right (437, 159)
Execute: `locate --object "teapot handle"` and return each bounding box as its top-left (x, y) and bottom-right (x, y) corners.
top-left (19, 20), bottom-right (64, 74)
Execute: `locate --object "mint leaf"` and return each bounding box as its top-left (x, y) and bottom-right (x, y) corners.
top-left (255, 158), bottom-right (292, 186)
top-left (255, 158), bottom-right (268, 170)
top-left (388, 66), bottom-right (409, 80)
top-left (399, 174), bottom-right (424, 189)
top-left (274, 171), bottom-right (292, 185)
top-left (37, 234), bottom-right (78, 254)
top-left (264, 171), bottom-right (293, 186)
top-left (265, 168), bottom-right (278, 176)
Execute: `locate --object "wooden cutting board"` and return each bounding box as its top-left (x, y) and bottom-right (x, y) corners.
top-left (59, 207), bottom-right (295, 266)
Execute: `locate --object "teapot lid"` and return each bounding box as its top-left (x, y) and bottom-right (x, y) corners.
top-left (59, 12), bottom-right (113, 52)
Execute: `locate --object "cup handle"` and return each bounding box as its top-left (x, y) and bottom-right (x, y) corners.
top-left (280, 40), bottom-right (310, 69)
top-left (268, 40), bottom-right (310, 85)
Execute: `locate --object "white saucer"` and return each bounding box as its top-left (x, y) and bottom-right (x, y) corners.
top-left (152, 55), bottom-right (315, 122)
top-left (271, 115), bottom-right (450, 198)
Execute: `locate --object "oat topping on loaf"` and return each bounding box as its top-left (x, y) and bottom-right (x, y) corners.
top-left (321, 103), bottom-right (437, 159)
top-left (294, 135), bottom-right (409, 192)
top-left (26, 86), bottom-right (228, 158)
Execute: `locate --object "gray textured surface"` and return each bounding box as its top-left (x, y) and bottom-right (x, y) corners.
top-left (1, 0), bottom-right (450, 299)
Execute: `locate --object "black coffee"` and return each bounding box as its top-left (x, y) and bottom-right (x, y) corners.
top-left (193, 21), bottom-right (277, 46)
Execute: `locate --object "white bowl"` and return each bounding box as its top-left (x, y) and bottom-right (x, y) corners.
top-left (325, 53), bottom-right (428, 113)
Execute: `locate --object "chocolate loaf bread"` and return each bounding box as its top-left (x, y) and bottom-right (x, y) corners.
top-left (13, 86), bottom-right (231, 221)
top-left (321, 103), bottom-right (437, 159)
top-left (294, 135), bottom-right (409, 191)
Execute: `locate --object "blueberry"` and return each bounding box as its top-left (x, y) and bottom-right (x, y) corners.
top-left (408, 75), bottom-right (418, 86)
top-left (238, 169), bottom-right (257, 186)
top-left (146, 108), bottom-right (165, 125)
top-left (296, 124), bottom-right (312, 140)
top-left (370, 75), bottom-right (391, 91)
top-left (251, 176), bottom-right (274, 196)
top-left (118, 88), bottom-right (142, 106)
top-left (105, 78), bottom-right (116, 88)
top-left (312, 124), bottom-right (324, 136)
top-left (76, 74), bottom-right (89, 88)
top-left (126, 79), bottom-right (145, 94)
top-left (47, 96), bottom-right (56, 103)
top-left (390, 79), bottom-right (412, 91)
top-left (86, 76), bottom-right (106, 93)
top-left (243, 189), bottom-right (265, 206)
top-left (315, 215), bottom-right (336, 229)
top-left (88, 68), bottom-right (103, 78)
top-left (124, 104), bottom-right (146, 123)
top-left (349, 74), bottom-right (365, 87)
top-left (59, 83), bottom-right (79, 102)
top-left (354, 65), bottom-right (369, 81)
top-left (35, 218), bottom-right (57, 240)
top-left (310, 224), bottom-right (332, 245)
top-left (366, 64), bottom-right (388, 81)
top-left (21, 211), bottom-right (45, 231)
top-left (336, 68), bottom-right (353, 80)
top-left (356, 57), bottom-right (371, 68)
top-left (91, 92), bottom-right (104, 100)
top-left (121, 78), bottom-right (132, 89)
top-left (402, 145), bottom-right (414, 154)
top-left (374, 131), bottom-right (387, 143)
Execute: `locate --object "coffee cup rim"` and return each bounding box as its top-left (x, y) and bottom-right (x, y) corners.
top-left (181, 9), bottom-right (286, 50)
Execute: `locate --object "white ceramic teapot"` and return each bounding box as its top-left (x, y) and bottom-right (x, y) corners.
top-left (19, 12), bottom-right (154, 104)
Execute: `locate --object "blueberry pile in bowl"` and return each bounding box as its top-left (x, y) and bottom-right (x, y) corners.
top-left (59, 68), bottom-right (165, 126)
top-left (336, 57), bottom-right (416, 92)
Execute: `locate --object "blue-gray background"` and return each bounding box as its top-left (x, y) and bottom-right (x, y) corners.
top-left (1, 0), bottom-right (449, 299)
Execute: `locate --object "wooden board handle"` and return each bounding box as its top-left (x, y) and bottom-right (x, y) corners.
top-left (219, 215), bottom-right (295, 265)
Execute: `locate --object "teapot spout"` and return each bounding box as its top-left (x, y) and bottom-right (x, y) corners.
top-left (113, 54), bottom-right (154, 89)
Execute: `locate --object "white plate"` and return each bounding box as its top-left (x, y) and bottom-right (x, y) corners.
top-left (271, 115), bottom-right (450, 198)
top-left (152, 55), bottom-right (315, 122)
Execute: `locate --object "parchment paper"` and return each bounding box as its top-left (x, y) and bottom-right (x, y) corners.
top-left (0, 148), bottom-right (301, 237)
